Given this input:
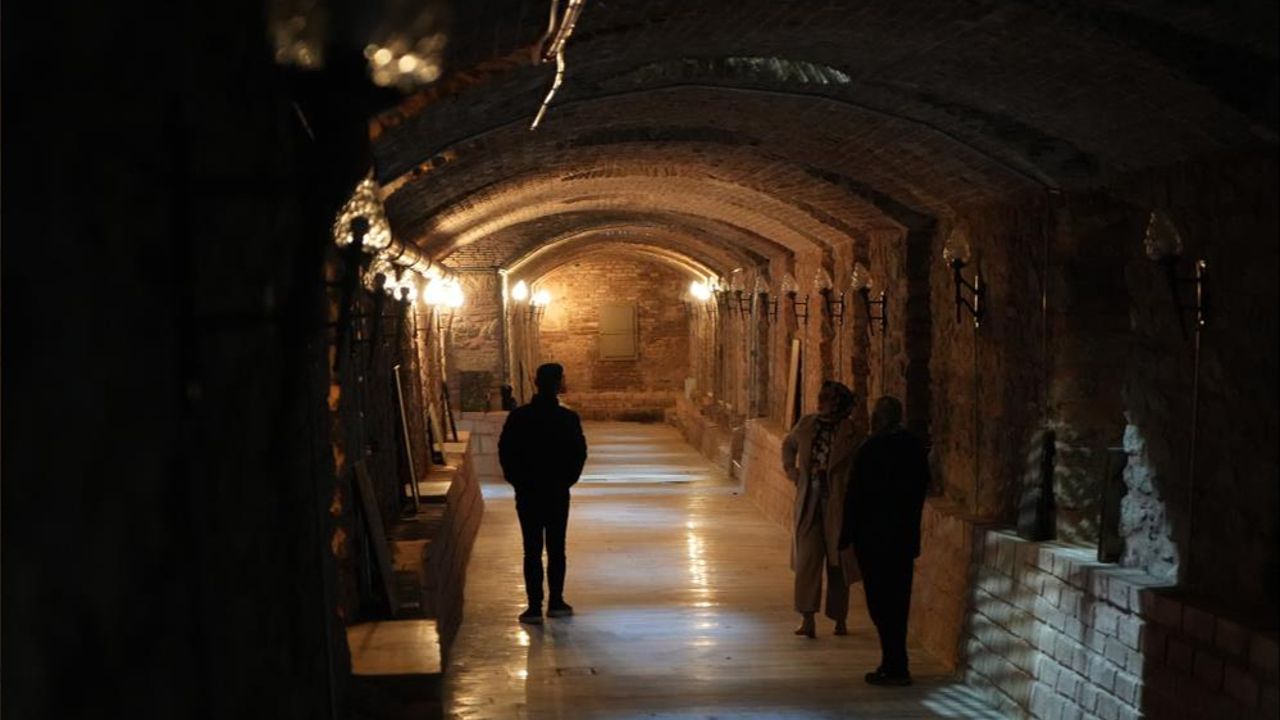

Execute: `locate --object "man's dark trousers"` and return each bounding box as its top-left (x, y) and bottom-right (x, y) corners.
top-left (855, 545), bottom-right (915, 676)
top-left (517, 490), bottom-right (570, 604)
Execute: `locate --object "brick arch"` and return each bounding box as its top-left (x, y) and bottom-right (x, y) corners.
top-left (505, 229), bottom-right (740, 282)
top-left (380, 0), bottom-right (1273, 195)
top-left (376, 86), bottom-right (1028, 234)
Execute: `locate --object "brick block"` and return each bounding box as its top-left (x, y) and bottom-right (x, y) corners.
top-left (1088, 655), bottom-right (1119, 693)
top-left (1106, 576), bottom-right (1131, 612)
top-left (1193, 648), bottom-right (1224, 690)
top-left (1113, 670), bottom-right (1141, 706)
top-left (1116, 613), bottom-right (1142, 650)
top-left (1167, 636), bottom-right (1195, 673)
top-left (1094, 690), bottom-right (1121, 720)
top-left (1104, 636), bottom-right (1130, 668)
top-left (1056, 668), bottom-right (1083, 702)
top-left (1223, 664), bottom-right (1260, 707)
top-left (1078, 682), bottom-right (1101, 714)
top-left (1183, 605), bottom-right (1216, 645)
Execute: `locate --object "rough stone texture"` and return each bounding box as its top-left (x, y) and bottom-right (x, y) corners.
top-left (446, 270), bottom-right (506, 407)
top-left (1112, 157), bottom-right (1279, 613)
top-left (929, 198), bottom-right (1047, 520)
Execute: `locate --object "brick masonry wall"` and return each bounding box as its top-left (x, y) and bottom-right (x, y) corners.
top-left (954, 529), bottom-right (1279, 720)
top-left (458, 412), bottom-right (508, 486)
top-left (423, 443), bottom-right (485, 665)
top-left (739, 419), bottom-right (796, 532)
top-left (533, 253), bottom-right (690, 412)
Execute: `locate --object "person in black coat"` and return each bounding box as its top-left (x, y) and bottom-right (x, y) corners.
top-left (498, 363), bottom-right (588, 625)
top-left (839, 395), bottom-right (929, 685)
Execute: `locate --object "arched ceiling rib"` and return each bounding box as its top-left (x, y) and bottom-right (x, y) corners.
top-left (510, 239), bottom-right (719, 285)
top-left (504, 226), bottom-right (748, 280)
top-left (371, 0), bottom-right (1276, 272)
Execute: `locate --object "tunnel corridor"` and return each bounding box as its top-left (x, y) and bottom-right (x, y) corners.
top-left (445, 421), bottom-right (1003, 719)
top-left (4, 1), bottom-right (1278, 719)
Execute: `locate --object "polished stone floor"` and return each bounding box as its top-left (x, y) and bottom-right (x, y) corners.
top-left (444, 422), bottom-right (1008, 719)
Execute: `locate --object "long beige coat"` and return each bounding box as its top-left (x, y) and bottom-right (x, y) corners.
top-left (782, 414), bottom-right (862, 584)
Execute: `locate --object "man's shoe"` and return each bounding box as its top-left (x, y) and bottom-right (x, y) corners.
top-left (865, 669), bottom-right (912, 686)
top-left (519, 606), bottom-right (543, 625)
top-left (546, 600), bottom-right (574, 618)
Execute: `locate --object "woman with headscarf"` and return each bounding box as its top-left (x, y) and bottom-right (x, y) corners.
top-left (781, 380), bottom-right (864, 638)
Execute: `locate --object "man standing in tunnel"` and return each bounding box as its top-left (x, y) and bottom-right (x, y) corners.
top-left (840, 395), bottom-right (929, 686)
top-left (499, 363), bottom-right (588, 625)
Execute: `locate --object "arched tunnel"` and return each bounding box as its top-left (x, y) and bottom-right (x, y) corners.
top-left (4, 1), bottom-right (1277, 718)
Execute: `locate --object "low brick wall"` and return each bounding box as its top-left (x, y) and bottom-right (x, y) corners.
top-left (458, 411), bottom-right (507, 486)
top-left (911, 498), bottom-right (986, 671)
top-left (422, 438), bottom-right (485, 666)
top-left (948, 529), bottom-right (1279, 720)
top-left (739, 419), bottom-right (794, 531)
top-left (667, 395), bottom-right (736, 476)
top-left (562, 390), bottom-right (677, 422)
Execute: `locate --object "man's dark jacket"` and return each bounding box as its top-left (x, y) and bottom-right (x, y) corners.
top-left (498, 394), bottom-right (588, 496)
top-left (840, 428), bottom-right (929, 558)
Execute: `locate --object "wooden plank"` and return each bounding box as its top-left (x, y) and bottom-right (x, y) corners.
top-left (354, 460), bottom-right (399, 617)
top-left (393, 364), bottom-right (421, 512)
top-left (785, 338), bottom-right (802, 428)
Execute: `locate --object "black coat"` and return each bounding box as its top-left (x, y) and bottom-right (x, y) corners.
top-left (498, 395), bottom-right (588, 497)
top-left (840, 428), bottom-right (929, 559)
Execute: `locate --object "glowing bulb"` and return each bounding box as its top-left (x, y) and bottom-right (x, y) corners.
top-left (511, 280), bottom-right (529, 301)
top-left (532, 289), bottom-right (551, 307)
top-left (446, 281), bottom-right (465, 308)
top-left (422, 279), bottom-right (446, 305)
top-left (689, 280), bottom-right (712, 301)
top-left (373, 48), bottom-right (393, 66)
top-left (397, 54), bottom-right (419, 73)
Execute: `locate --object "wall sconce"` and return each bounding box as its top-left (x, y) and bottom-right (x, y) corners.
top-left (781, 272), bottom-right (807, 323)
top-left (526, 288), bottom-right (551, 323)
top-left (711, 277), bottom-right (732, 312)
top-left (814, 267), bottom-right (844, 325)
top-left (943, 232), bottom-right (984, 328)
top-left (423, 277), bottom-right (465, 331)
top-left (1144, 211), bottom-right (1208, 339)
top-left (851, 262), bottom-right (887, 334)
top-left (510, 279), bottom-right (530, 302)
top-left (754, 275), bottom-right (775, 323)
top-left (730, 273), bottom-right (752, 317)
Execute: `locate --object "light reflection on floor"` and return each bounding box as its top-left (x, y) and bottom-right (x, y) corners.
top-left (446, 422), bottom-right (1010, 719)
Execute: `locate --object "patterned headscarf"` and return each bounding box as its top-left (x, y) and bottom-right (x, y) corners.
top-left (820, 380), bottom-right (856, 420)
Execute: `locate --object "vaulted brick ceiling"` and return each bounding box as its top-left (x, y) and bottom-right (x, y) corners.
top-left (369, 0), bottom-right (1278, 275)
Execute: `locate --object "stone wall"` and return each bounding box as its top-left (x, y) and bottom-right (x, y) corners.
top-left (534, 254), bottom-right (690, 407)
top-left (447, 270), bottom-right (505, 407)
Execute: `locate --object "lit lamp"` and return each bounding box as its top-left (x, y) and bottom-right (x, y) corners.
top-left (754, 275), bottom-right (775, 323)
top-left (1144, 210), bottom-right (1207, 339)
top-left (851, 262), bottom-right (886, 334)
top-left (814, 267), bottom-right (844, 325)
top-left (781, 272), bottom-right (807, 323)
top-left (510, 279), bottom-right (530, 302)
top-left (943, 232), bottom-right (983, 328)
top-left (528, 288), bottom-right (551, 322)
top-left (711, 277), bottom-right (732, 311)
top-left (730, 273), bottom-right (752, 317)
